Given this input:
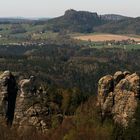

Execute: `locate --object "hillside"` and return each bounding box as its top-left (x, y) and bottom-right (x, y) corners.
top-left (95, 17), bottom-right (140, 34)
top-left (0, 10), bottom-right (139, 39)
top-left (46, 9), bottom-right (106, 33)
top-left (45, 10), bottom-right (140, 34)
top-left (0, 10), bottom-right (139, 35)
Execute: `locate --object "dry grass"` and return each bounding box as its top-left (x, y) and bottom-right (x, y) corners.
top-left (74, 34), bottom-right (140, 42)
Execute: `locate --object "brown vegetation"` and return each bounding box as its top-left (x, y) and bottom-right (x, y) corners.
top-left (74, 34), bottom-right (140, 42)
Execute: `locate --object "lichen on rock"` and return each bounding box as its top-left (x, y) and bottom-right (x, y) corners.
top-left (97, 71), bottom-right (140, 127)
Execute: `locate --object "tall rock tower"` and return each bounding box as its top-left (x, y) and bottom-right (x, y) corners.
top-left (0, 71), bottom-right (18, 126)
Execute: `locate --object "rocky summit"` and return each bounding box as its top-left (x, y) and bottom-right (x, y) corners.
top-left (97, 71), bottom-right (140, 127)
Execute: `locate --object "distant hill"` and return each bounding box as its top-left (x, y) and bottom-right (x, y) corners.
top-left (46, 9), bottom-right (106, 33)
top-left (0, 10), bottom-right (140, 34)
top-left (101, 14), bottom-right (130, 21)
top-left (45, 10), bottom-right (140, 34)
top-left (0, 18), bottom-right (33, 24)
top-left (95, 17), bottom-right (140, 34)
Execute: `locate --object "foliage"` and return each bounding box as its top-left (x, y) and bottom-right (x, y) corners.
top-left (95, 17), bottom-right (140, 35)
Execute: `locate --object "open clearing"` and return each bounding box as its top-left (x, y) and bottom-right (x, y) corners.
top-left (74, 34), bottom-right (140, 42)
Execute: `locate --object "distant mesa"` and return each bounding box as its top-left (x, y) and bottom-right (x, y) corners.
top-left (46, 9), bottom-right (103, 33)
top-left (45, 9), bottom-right (140, 34)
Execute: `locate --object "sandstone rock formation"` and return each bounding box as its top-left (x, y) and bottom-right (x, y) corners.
top-left (2, 69), bottom-right (139, 132)
top-left (97, 71), bottom-right (140, 127)
top-left (14, 76), bottom-right (51, 133)
top-left (0, 71), bottom-right (18, 126)
top-left (0, 71), bottom-right (63, 133)
top-left (19, 76), bottom-right (37, 97)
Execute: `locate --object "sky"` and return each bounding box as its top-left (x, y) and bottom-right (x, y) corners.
top-left (0, 0), bottom-right (139, 18)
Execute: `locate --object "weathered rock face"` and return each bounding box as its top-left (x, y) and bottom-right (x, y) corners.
top-left (0, 71), bottom-right (18, 126)
top-left (97, 75), bottom-right (114, 114)
top-left (97, 71), bottom-right (140, 127)
top-left (14, 77), bottom-right (51, 133)
top-left (0, 71), bottom-right (63, 133)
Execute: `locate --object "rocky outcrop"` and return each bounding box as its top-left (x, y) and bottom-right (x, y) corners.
top-left (0, 71), bottom-right (63, 133)
top-left (97, 71), bottom-right (140, 127)
top-left (14, 76), bottom-right (63, 133)
top-left (2, 69), bottom-right (139, 131)
top-left (0, 71), bottom-right (18, 126)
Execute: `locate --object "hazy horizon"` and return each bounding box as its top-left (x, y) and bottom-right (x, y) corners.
top-left (0, 0), bottom-right (140, 18)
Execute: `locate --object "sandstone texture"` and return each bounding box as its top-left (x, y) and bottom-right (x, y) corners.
top-left (0, 71), bottom-right (18, 126)
top-left (0, 71), bottom-right (63, 133)
top-left (97, 71), bottom-right (140, 127)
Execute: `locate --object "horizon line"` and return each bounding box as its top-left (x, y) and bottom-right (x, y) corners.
top-left (0, 9), bottom-right (139, 19)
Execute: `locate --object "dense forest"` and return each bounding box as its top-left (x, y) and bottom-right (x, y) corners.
top-left (0, 36), bottom-right (140, 92)
top-left (0, 36), bottom-right (140, 114)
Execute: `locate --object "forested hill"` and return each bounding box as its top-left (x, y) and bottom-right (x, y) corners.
top-left (95, 17), bottom-right (140, 35)
top-left (46, 9), bottom-right (106, 33)
top-left (45, 9), bottom-right (140, 34)
top-left (0, 9), bottom-right (140, 34)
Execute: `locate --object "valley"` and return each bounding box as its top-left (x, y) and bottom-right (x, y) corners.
top-left (0, 9), bottom-right (140, 140)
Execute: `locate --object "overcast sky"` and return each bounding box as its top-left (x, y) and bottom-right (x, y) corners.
top-left (0, 0), bottom-right (139, 18)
